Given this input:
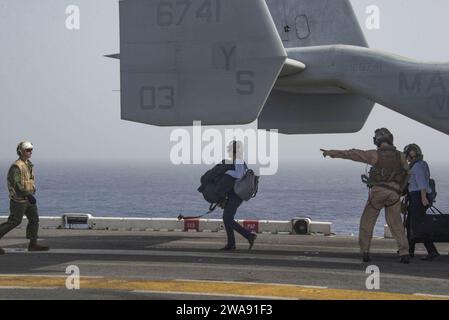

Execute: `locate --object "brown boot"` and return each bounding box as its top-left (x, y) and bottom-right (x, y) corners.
top-left (28, 241), bottom-right (49, 252)
top-left (0, 247), bottom-right (5, 255)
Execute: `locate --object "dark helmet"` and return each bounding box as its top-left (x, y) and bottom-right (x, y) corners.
top-left (404, 143), bottom-right (423, 160)
top-left (373, 128), bottom-right (394, 147)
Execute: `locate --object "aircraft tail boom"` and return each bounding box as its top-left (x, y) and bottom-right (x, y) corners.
top-left (276, 45), bottom-right (449, 135)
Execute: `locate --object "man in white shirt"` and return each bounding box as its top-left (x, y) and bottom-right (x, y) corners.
top-left (220, 141), bottom-right (257, 250)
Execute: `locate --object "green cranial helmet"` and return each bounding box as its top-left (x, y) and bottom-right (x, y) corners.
top-left (373, 128), bottom-right (394, 147)
top-left (404, 143), bottom-right (423, 160)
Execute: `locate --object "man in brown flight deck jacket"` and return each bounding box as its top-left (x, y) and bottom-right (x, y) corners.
top-left (321, 128), bottom-right (411, 264)
top-left (0, 141), bottom-right (49, 255)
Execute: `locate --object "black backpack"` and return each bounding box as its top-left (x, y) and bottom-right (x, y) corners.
top-left (198, 162), bottom-right (234, 211)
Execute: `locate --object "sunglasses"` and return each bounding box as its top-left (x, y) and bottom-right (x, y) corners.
top-left (25, 149), bottom-right (33, 152)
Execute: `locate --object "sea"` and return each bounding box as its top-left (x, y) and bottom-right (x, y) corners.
top-left (0, 161), bottom-right (448, 237)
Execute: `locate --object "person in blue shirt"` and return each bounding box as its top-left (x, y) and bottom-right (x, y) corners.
top-left (218, 141), bottom-right (257, 250)
top-left (404, 144), bottom-right (440, 261)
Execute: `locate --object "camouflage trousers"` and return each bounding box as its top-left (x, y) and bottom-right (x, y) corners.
top-left (359, 187), bottom-right (409, 256)
top-left (0, 200), bottom-right (39, 241)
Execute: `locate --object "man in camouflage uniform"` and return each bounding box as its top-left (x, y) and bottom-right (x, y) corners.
top-left (321, 128), bottom-right (410, 264)
top-left (0, 141), bottom-right (49, 255)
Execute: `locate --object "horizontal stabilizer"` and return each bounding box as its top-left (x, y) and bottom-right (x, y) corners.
top-left (105, 54), bottom-right (120, 60)
top-left (119, 0), bottom-right (287, 126)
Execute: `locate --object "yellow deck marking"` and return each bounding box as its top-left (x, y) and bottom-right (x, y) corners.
top-left (0, 276), bottom-right (446, 300)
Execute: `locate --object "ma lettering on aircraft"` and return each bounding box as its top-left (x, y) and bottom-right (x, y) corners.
top-left (106, 0), bottom-right (449, 135)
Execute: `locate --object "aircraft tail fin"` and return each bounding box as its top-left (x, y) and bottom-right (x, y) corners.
top-left (258, 91), bottom-right (374, 134)
top-left (119, 0), bottom-right (286, 127)
top-left (259, 0), bottom-right (372, 134)
top-left (265, 0), bottom-right (368, 48)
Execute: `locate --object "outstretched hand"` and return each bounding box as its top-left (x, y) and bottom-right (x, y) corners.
top-left (320, 149), bottom-right (330, 158)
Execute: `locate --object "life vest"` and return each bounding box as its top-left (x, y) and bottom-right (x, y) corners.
top-left (8, 159), bottom-right (36, 202)
top-left (367, 146), bottom-right (407, 193)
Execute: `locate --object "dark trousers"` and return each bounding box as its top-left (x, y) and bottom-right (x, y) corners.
top-left (222, 191), bottom-right (251, 247)
top-left (0, 200), bottom-right (39, 241)
top-left (406, 192), bottom-right (439, 255)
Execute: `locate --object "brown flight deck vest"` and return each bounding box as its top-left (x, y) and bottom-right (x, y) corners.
top-left (7, 159), bottom-right (36, 202)
top-left (368, 146), bottom-right (407, 194)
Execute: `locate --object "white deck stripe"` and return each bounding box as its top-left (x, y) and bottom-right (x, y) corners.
top-left (413, 293), bottom-right (449, 299)
top-left (175, 278), bottom-right (328, 289)
top-left (131, 290), bottom-right (296, 300)
top-left (3, 247), bottom-right (361, 265)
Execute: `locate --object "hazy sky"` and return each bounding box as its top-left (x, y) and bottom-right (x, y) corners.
top-left (1, 0), bottom-right (449, 164)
